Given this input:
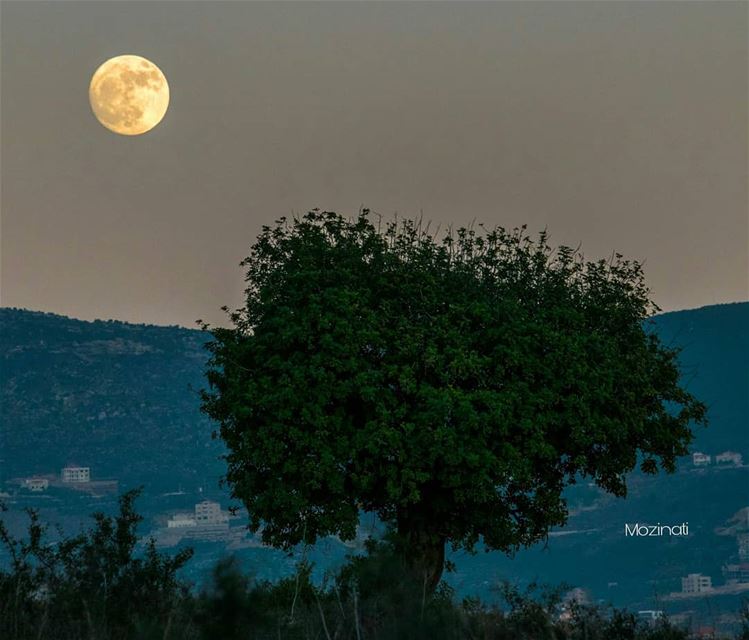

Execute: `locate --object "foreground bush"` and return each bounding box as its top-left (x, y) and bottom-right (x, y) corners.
top-left (0, 495), bottom-right (728, 639)
top-left (0, 489), bottom-right (193, 639)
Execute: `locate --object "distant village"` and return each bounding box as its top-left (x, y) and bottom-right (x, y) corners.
top-left (10, 448), bottom-right (741, 497)
top-left (546, 447), bottom-right (749, 638)
top-left (1, 464), bottom-right (266, 549)
top-left (12, 464), bottom-right (118, 496)
top-left (691, 450), bottom-right (743, 468)
top-left (3, 452), bottom-right (747, 633)
top-left (658, 450), bottom-right (749, 602)
top-left (668, 527), bottom-right (749, 598)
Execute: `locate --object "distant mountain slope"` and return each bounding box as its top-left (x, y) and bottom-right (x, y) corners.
top-left (0, 309), bottom-right (223, 491)
top-left (650, 303), bottom-right (749, 454)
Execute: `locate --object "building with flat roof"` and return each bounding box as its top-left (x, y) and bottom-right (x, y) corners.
top-left (61, 466), bottom-right (90, 483)
top-left (739, 533), bottom-right (749, 561)
top-left (167, 513), bottom-right (197, 528)
top-left (637, 611), bottom-right (664, 626)
top-left (681, 573), bottom-right (712, 594)
top-left (24, 478), bottom-right (49, 492)
top-left (722, 563), bottom-right (749, 585)
top-left (195, 500), bottom-right (229, 526)
top-left (692, 452), bottom-right (711, 466)
top-left (715, 451), bottom-right (743, 466)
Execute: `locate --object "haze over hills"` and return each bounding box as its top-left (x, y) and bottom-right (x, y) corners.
top-left (1, 302), bottom-right (747, 611)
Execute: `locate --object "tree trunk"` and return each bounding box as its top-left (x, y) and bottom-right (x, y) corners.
top-left (396, 510), bottom-right (446, 593)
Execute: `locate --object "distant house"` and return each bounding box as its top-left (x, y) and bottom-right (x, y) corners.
top-left (637, 611), bottom-right (664, 625)
top-left (195, 500), bottom-right (229, 526)
top-left (722, 563), bottom-right (749, 585)
top-left (739, 533), bottom-right (749, 562)
top-left (167, 500), bottom-right (229, 530)
top-left (24, 478), bottom-right (48, 492)
top-left (715, 451), bottom-right (743, 466)
top-left (692, 452), bottom-right (711, 467)
top-left (167, 513), bottom-right (197, 528)
top-left (61, 466), bottom-right (90, 483)
top-left (681, 573), bottom-right (712, 594)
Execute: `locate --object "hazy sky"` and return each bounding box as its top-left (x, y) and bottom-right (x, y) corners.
top-left (2, 1), bottom-right (747, 327)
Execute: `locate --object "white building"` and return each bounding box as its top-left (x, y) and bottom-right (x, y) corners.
top-left (167, 513), bottom-right (197, 528)
top-left (195, 500), bottom-right (228, 525)
top-left (681, 573), bottom-right (712, 594)
top-left (61, 466), bottom-right (90, 483)
top-left (715, 451), bottom-right (743, 466)
top-left (739, 533), bottom-right (749, 562)
top-left (637, 611), bottom-right (664, 625)
top-left (692, 452), bottom-right (711, 467)
top-left (24, 478), bottom-right (49, 492)
top-left (722, 563), bottom-right (749, 585)
top-left (165, 501), bottom-right (229, 531)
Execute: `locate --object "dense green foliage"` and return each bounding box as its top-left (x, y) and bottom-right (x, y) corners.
top-left (201, 210), bottom-right (707, 587)
top-left (1, 497), bottom-right (710, 639)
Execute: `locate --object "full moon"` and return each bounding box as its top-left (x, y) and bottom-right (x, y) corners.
top-left (89, 55), bottom-right (169, 135)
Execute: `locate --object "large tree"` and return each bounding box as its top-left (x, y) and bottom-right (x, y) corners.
top-left (201, 210), bottom-right (706, 590)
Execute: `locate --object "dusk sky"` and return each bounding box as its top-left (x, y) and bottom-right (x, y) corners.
top-left (2, 1), bottom-right (747, 328)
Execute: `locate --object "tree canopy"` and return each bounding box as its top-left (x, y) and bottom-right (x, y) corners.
top-left (201, 210), bottom-right (706, 589)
